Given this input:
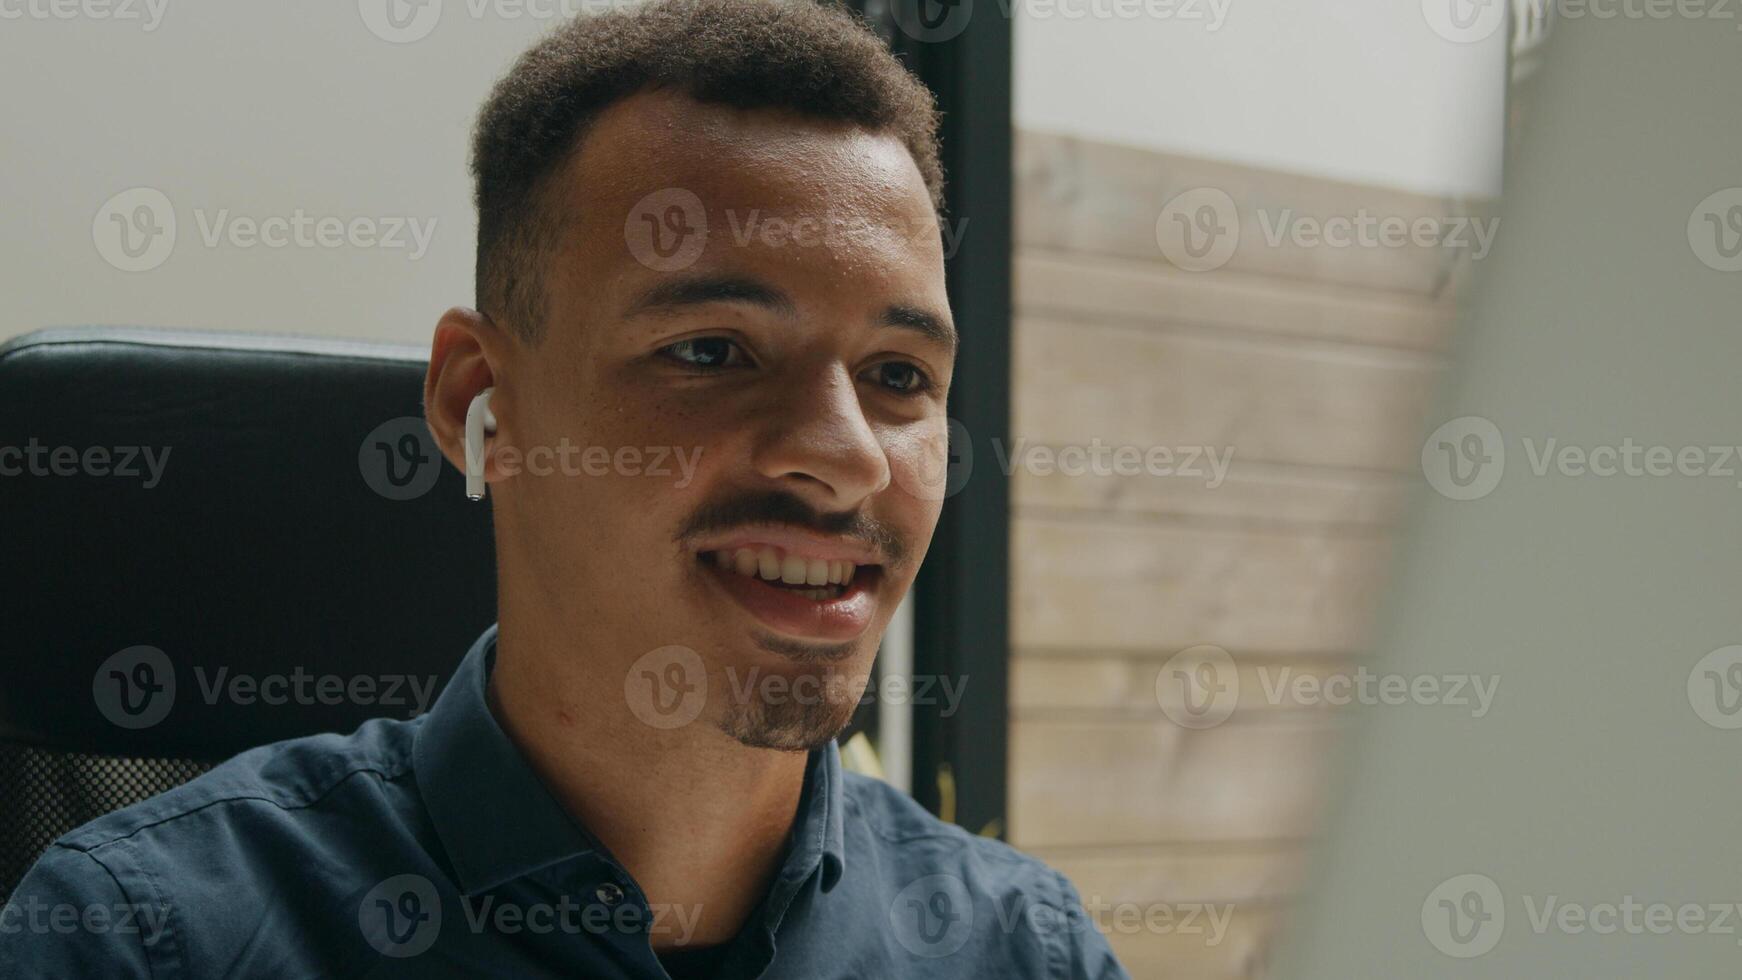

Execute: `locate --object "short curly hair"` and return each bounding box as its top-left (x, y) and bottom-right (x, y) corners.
top-left (470, 0), bottom-right (945, 342)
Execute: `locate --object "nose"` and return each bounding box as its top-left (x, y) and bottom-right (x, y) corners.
top-left (751, 363), bottom-right (891, 511)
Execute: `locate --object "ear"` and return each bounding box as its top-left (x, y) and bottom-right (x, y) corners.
top-left (425, 307), bottom-right (511, 485)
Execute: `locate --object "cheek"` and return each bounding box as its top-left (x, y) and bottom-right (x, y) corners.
top-left (884, 415), bottom-right (954, 508)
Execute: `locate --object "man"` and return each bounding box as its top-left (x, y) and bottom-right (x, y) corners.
top-left (2, 0), bottom-right (1127, 976)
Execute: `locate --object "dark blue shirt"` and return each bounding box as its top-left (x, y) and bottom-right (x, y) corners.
top-left (1, 626), bottom-right (1127, 979)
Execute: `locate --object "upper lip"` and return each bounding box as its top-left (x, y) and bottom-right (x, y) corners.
top-left (692, 525), bottom-right (886, 566)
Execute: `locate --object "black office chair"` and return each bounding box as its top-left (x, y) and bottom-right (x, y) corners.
top-left (0, 327), bottom-right (497, 900)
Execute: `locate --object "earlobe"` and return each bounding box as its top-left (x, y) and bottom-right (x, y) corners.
top-left (465, 387), bottom-right (497, 501)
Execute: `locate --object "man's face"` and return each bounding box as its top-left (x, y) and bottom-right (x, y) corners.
top-left (497, 89), bottom-right (954, 749)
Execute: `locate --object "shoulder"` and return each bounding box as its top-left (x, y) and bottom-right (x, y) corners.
top-left (57, 715), bottom-right (422, 858)
top-left (4, 716), bottom-right (428, 977)
top-left (34, 715), bottom-right (428, 920)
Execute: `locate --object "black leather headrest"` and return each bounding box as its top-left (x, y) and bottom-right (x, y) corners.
top-left (0, 327), bottom-right (497, 759)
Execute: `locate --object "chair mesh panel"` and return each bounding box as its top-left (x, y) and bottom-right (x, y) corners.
top-left (0, 742), bottom-right (212, 902)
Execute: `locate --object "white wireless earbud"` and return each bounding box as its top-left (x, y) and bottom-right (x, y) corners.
top-left (464, 386), bottom-right (496, 501)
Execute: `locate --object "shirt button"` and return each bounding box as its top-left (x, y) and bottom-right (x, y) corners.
top-left (595, 882), bottom-right (624, 906)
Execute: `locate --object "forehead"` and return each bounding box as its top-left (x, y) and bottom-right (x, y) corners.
top-left (547, 88), bottom-right (946, 304)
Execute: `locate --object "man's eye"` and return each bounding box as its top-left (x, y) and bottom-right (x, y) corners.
top-left (866, 361), bottom-right (931, 394)
top-left (660, 337), bottom-right (743, 369)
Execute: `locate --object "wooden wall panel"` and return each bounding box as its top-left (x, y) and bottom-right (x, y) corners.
top-left (1011, 518), bottom-right (1393, 655)
top-left (1012, 315), bottom-right (1441, 473)
top-left (1016, 129), bottom-right (1482, 298)
top-left (1008, 717), bottom-right (1345, 847)
top-left (1007, 128), bottom-right (1470, 979)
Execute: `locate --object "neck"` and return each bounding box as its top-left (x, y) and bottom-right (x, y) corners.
top-left (487, 617), bottom-right (812, 950)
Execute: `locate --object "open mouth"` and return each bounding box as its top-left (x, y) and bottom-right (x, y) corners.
top-left (704, 547), bottom-right (868, 599)
top-left (695, 545), bottom-right (884, 641)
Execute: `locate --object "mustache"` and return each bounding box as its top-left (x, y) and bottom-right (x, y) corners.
top-left (675, 489), bottom-right (907, 568)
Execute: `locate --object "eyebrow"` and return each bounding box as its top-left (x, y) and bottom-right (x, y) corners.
top-left (880, 304), bottom-right (958, 355)
top-left (623, 273), bottom-right (958, 354)
top-left (623, 275), bottom-right (797, 319)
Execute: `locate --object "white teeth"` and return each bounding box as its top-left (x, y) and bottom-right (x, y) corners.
top-left (711, 548), bottom-right (860, 587)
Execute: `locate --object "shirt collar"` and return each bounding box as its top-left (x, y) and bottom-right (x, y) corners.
top-left (781, 728), bottom-right (847, 896)
top-left (415, 624), bottom-right (846, 897)
top-left (414, 623), bottom-right (599, 895)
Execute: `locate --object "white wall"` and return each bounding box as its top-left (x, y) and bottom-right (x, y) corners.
top-left (1014, 0), bottom-right (1509, 198)
top-left (1, 1), bottom-right (578, 346)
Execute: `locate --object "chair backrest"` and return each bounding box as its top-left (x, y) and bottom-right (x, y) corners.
top-left (0, 327), bottom-right (497, 899)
